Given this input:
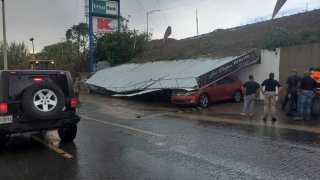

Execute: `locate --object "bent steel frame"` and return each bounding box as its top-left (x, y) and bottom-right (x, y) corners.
top-left (86, 50), bottom-right (260, 96)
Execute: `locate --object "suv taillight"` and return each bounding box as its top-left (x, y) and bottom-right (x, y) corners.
top-left (33, 77), bottom-right (43, 83)
top-left (70, 99), bottom-right (77, 108)
top-left (0, 103), bottom-right (8, 114)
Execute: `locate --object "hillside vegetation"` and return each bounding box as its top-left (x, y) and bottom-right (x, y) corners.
top-left (133, 9), bottom-right (320, 63)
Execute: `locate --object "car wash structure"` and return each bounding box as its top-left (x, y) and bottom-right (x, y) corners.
top-left (85, 50), bottom-right (260, 96)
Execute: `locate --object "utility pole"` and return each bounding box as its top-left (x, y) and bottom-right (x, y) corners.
top-left (133, 29), bottom-right (136, 50)
top-left (196, 9), bottom-right (199, 36)
top-left (29, 38), bottom-right (35, 60)
top-left (146, 10), bottom-right (160, 41)
top-left (1, 0), bottom-right (7, 70)
top-left (306, 2), bottom-right (309, 12)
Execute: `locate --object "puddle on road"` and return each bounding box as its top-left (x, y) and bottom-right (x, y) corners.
top-left (80, 93), bottom-right (320, 143)
top-left (81, 93), bottom-right (178, 120)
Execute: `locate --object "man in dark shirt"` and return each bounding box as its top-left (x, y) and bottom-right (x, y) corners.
top-left (261, 73), bottom-right (282, 121)
top-left (294, 71), bottom-right (317, 121)
top-left (283, 69), bottom-right (301, 116)
top-left (240, 75), bottom-right (260, 116)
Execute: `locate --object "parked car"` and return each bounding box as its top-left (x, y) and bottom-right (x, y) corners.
top-left (0, 70), bottom-right (80, 148)
top-left (171, 76), bottom-right (243, 108)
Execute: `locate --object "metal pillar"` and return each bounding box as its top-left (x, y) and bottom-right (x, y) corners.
top-left (146, 10), bottom-right (160, 42)
top-left (89, 0), bottom-right (94, 72)
top-left (1, 0), bottom-right (7, 70)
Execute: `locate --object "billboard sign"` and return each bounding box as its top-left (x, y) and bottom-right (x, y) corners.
top-left (89, 0), bottom-right (120, 72)
top-left (92, 0), bottom-right (118, 15)
top-left (197, 50), bottom-right (260, 88)
top-left (92, 16), bottom-right (118, 34)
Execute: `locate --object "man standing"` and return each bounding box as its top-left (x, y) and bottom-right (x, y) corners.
top-left (283, 69), bottom-right (301, 116)
top-left (294, 71), bottom-right (317, 121)
top-left (240, 75), bottom-right (260, 116)
top-left (261, 73), bottom-right (282, 121)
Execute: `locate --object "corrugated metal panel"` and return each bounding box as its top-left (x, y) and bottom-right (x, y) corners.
top-left (86, 56), bottom-right (238, 93)
top-left (112, 89), bottom-right (161, 97)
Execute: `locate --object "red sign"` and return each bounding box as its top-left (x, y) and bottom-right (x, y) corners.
top-left (97, 18), bottom-right (113, 30)
top-left (93, 17), bottom-right (118, 34)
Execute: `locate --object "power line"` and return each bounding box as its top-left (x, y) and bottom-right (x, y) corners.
top-left (135, 0), bottom-right (146, 12)
top-left (134, 0), bottom-right (147, 30)
top-left (132, 0), bottom-right (208, 32)
top-left (161, 0), bottom-right (207, 11)
top-left (149, 16), bottom-right (164, 36)
top-left (135, 0), bottom-right (164, 36)
top-left (156, 0), bottom-right (169, 26)
top-left (73, 0), bottom-right (79, 24)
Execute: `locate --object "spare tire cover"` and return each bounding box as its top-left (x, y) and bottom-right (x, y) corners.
top-left (22, 82), bottom-right (65, 120)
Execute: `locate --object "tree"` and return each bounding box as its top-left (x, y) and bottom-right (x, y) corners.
top-left (34, 23), bottom-right (89, 75)
top-left (64, 23), bottom-right (89, 74)
top-left (65, 23), bottom-right (88, 56)
top-left (0, 41), bottom-right (29, 69)
top-left (36, 42), bottom-right (71, 70)
top-left (94, 17), bottom-right (148, 66)
top-left (261, 28), bottom-right (320, 50)
top-left (8, 42), bottom-right (29, 65)
top-left (262, 28), bottom-right (293, 50)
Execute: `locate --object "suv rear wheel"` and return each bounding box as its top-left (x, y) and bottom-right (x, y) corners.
top-left (22, 82), bottom-right (65, 120)
top-left (58, 125), bottom-right (77, 142)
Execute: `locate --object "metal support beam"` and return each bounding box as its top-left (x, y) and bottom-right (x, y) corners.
top-left (89, 0), bottom-right (94, 72)
top-left (1, 0), bottom-right (7, 70)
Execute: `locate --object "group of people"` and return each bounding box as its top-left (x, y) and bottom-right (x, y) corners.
top-left (240, 69), bottom-right (317, 121)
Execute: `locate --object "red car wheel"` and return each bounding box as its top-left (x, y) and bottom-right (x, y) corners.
top-left (199, 94), bottom-right (209, 108)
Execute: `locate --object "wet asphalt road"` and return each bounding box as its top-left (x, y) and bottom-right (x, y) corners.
top-left (1, 93), bottom-right (320, 179)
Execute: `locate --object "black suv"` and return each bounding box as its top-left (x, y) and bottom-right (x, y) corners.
top-left (0, 70), bottom-right (80, 147)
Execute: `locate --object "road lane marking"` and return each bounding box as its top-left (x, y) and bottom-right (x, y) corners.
top-left (31, 136), bottom-right (73, 159)
top-left (82, 116), bottom-right (165, 137)
top-left (172, 113), bottom-right (320, 134)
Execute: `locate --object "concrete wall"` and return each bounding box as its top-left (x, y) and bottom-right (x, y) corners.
top-left (279, 43), bottom-right (320, 86)
top-left (235, 43), bottom-right (320, 100)
top-left (235, 49), bottom-right (281, 99)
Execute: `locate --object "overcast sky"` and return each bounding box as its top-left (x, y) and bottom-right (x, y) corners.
top-left (0, 0), bottom-right (319, 53)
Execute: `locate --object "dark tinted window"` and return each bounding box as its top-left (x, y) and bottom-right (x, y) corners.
top-left (8, 73), bottom-right (69, 101)
top-left (8, 75), bottom-right (34, 100)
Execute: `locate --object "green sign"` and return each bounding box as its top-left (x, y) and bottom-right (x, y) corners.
top-left (93, 0), bottom-right (107, 14)
top-left (92, 0), bottom-right (118, 15)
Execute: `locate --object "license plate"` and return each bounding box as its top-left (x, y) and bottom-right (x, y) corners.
top-left (0, 115), bottom-right (13, 124)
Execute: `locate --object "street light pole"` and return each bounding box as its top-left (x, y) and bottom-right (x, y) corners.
top-left (29, 38), bottom-right (35, 55)
top-left (1, 0), bottom-right (7, 70)
top-left (29, 38), bottom-right (35, 61)
top-left (146, 10), bottom-right (160, 42)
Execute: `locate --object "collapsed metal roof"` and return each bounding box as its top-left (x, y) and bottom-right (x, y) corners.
top-left (86, 50), bottom-right (260, 95)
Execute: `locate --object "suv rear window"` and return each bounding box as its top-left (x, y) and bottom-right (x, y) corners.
top-left (9, 75), bottom-right (33, 100)
top-left (8, 73), bottom-right (69, 101)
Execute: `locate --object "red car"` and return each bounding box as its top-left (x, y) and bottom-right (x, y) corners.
top-left (171, 77), bottom-right (243, 108)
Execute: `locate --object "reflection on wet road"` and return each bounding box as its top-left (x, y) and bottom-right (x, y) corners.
top-left (1, 93), bottom-right (320, 179)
